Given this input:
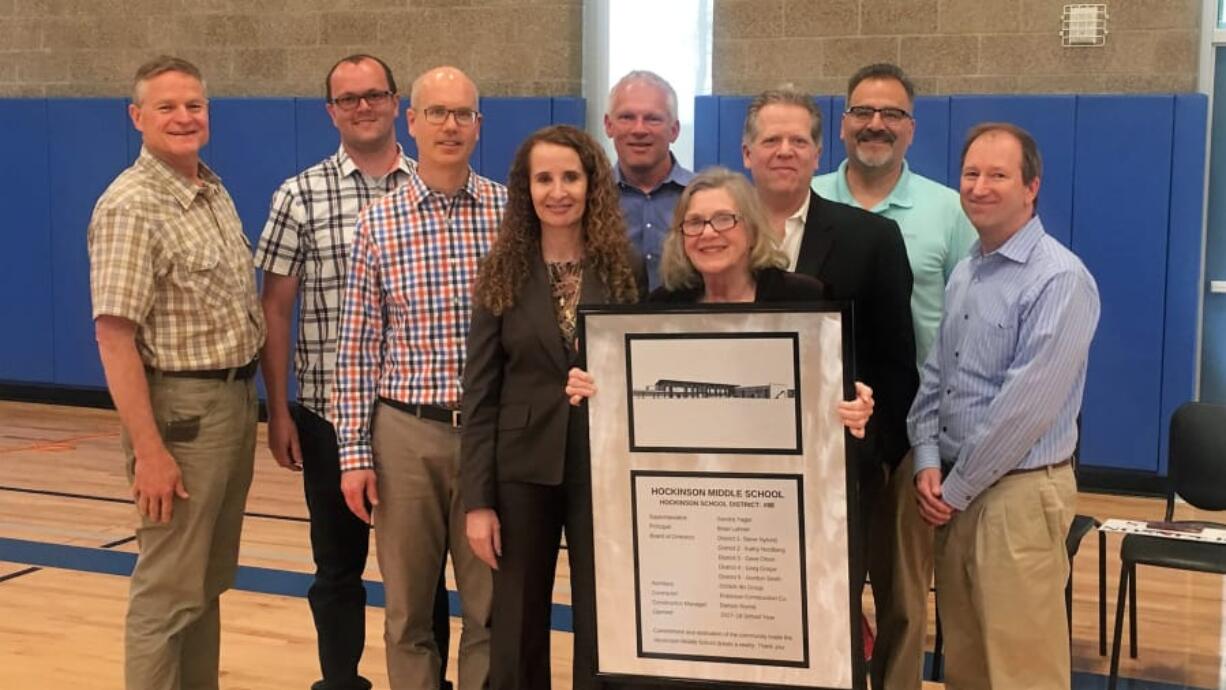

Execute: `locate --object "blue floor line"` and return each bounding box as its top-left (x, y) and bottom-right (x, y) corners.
top-left (0, 537), bottom-right (1207, 688)
top-left (0, 536), bottom-right (575, 632)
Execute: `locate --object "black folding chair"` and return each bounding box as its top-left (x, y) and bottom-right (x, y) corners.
top-left (1107, 401), bottom-right (1226, 689)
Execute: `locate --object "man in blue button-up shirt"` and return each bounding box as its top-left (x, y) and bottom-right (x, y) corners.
top-left (604, 71), bottom-right (694, 289)
top-left (907, 123), bottom-right (1099, 689)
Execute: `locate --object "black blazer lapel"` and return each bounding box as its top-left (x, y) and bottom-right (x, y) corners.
top-left (522, 254), bottom-right (570, 374)
top-left (794, 190), bottom-right (836, 278)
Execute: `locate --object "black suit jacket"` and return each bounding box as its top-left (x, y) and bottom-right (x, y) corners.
top-left (795, 190), bottom-right (917, 469)
top-left (461, 252), bottom-right (647, 511)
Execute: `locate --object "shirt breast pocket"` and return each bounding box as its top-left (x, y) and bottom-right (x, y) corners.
top-left (962, 317), bottom-right (1018, 384)
top-left (171, 245), bottom-right (228, 309)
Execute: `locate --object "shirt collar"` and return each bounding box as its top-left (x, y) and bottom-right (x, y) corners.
top-left (614, 153), bottom-right (694, 193)
top-left (404, 164), bottom-right (487, 208)
top-left (833, 158), bottom-right (914, 212)
top-left (971, 215), bottom-right (1046, 264)
top-left (788, 191), bottom-right (812, 226)
top-left (334, 144), bottom-right (415, 179)
top-left (137, 147), bottom-right (220, 209)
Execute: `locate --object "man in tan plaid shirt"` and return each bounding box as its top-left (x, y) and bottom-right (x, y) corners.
top-left (88, 55), bottom-right (265, 690)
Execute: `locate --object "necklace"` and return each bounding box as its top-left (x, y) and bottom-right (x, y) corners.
top-left (547, 259), bottom-right (583, 347)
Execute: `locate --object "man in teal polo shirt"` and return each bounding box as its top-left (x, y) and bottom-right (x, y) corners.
top-left (812, 62), bottom-right (975, 690)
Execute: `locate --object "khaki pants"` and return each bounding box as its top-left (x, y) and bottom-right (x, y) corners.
top-left (934, 462), bottom-right (1076, 690)
top-left (121, 375), bottom-right (258, 690)
top-left (371, 403), bottom-right (492, 690)
top-left (870, 452), bottom-right (934, 690)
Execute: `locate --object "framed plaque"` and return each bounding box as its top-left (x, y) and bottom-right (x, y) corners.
top-left (578, 303), bottom-right (863, 690)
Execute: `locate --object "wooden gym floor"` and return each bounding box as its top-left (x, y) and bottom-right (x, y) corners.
top-left (0, 400), bottom-right (1220, 689)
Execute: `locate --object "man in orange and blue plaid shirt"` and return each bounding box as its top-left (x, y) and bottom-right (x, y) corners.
top-left (329, 65), bottom-right (506, 690)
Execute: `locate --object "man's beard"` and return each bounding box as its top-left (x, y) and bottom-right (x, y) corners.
top-left (851, 135), bottom-right (895, 169)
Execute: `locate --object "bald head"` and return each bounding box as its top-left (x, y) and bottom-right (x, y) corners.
top-left (407, 65), bottom-right (483, 189)
top-left (410, 66), bottom-right (479, 109)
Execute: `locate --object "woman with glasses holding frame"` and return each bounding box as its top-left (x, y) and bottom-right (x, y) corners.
top-left (563, 166), bottom-right (876, 689)
top-left (460, 125), bottom-right (645, 690)
top-left (567, 166), bottom-right (873, 426)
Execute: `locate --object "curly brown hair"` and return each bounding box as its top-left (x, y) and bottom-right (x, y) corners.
top-left (474, 124), bottom-right (639, 314)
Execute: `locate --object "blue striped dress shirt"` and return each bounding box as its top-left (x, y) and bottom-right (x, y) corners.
top-left (615, 156), bottom-right (694, 290)
top-left (907, 216), bottom-right (1100, 511)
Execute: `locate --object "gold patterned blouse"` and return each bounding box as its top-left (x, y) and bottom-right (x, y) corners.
top-left (546, 259), bottom-right (583, 351)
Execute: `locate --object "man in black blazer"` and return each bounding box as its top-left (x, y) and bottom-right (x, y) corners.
top-left (742, 88), bottom-right (919, 664)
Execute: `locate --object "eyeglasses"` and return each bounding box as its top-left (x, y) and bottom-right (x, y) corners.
top-left (330, 90), bottom-right (395, 111)
top-left (844, 105), bottom-right (912, 124)
top-left (421, 106), bottom-right (481, 126)
top-left (680, 213), bottom-right (740, 237)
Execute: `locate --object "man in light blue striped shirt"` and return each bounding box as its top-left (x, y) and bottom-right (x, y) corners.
top-left (907, 123), bottom-right (1099, 689)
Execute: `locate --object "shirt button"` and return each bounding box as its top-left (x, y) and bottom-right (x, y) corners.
top-left (955, 351), bottom-right (960, 358)
top-left (646, 253), bottom-right (654, 260)
top-left (646, 222), bottom-right (653, 229)
top-left (946, 388), bottom-right (952, 395)
top-left (942, 426), bottom-right (948, 432)
top-left (452, 297), bottom-right (460, 306)
top-left (963, 314), bottom-right (969, 320)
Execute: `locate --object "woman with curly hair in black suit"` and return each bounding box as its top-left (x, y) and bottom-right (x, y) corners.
top-left (461, 124), bottom-right (645, 690)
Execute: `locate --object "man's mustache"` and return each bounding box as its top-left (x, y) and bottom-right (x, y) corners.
top-left (857, 130), bottom-right (895, 144)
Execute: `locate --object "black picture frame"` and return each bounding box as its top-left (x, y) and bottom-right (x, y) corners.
top-left (624, 332), bottom-right (804, 455)
top-left (576, 302), bottom-right (864, 690)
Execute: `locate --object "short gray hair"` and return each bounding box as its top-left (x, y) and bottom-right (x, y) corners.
top-left (607, 70), bottom-right (678, 122)
top-left (742, 86), bottom-right (822, 149)
top-left (132, 55), bottom-right (205, 104)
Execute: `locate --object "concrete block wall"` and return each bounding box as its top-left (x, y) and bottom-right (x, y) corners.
top-left (0, 0), bottom-right (582, 98)
top-left (713, 0), bottom-right (1201, 95)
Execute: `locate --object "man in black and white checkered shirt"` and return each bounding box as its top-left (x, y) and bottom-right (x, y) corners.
top-left (254, 53), bottom-right (453, 690)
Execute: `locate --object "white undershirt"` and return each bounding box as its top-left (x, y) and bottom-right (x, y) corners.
top-left (780, 193), bottom-right (811, 271)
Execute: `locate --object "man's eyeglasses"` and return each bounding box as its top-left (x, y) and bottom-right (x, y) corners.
top-left (422, 106), bottom-right (481, 126)
top-left (680, 213), bottom-right (740, 237)
top-left (330, 90), bottom-right (395, 111)
top-left (844, 105), bottom-right (912, 124)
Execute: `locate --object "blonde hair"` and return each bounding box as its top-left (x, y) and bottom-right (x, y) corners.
top-left (742, 86), bottom-right (821, 148)
top-left (659, 167), bottom-right (788, 291)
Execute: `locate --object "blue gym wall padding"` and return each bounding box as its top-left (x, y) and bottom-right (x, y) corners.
top-left (478, 98), bottom-right (551, 184)
top-left (1072, 95), bottom-right (1174, 473)
top-left (1161, 94), bottom-right (1209, 476)
top-left (47, 99), bottom-right (131, 389)
top-left (0, 100), bottom-right (54, 383)
top-left (0, 93), bottom-right (1212, 477)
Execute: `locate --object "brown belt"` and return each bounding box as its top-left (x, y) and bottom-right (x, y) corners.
top-left (941, 456), bottom-right (1072, 479)
top-left (1005, 457), bottom-right (1073, 476)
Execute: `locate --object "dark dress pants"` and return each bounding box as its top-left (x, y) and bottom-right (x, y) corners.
top-left (489, 407), bottom-right (598, 690)
top-left (297, 406), bottom-right (453, 690)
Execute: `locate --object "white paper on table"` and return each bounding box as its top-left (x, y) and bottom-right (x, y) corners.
top-left (1098, 518), bottom-right (1226, 544)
